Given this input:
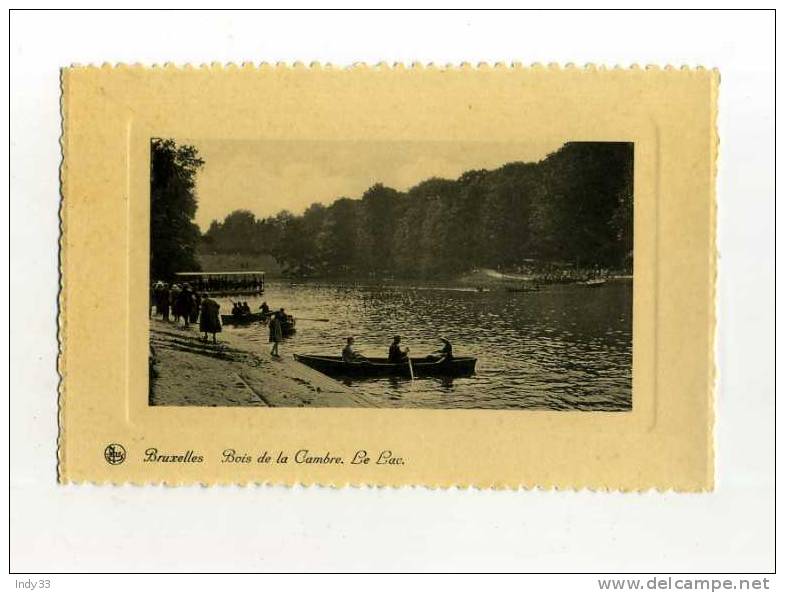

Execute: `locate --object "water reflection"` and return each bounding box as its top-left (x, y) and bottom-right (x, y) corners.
top-left (222, 280), bottom-right (633, 411)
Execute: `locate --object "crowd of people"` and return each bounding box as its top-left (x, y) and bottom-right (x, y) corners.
top-left (151, 282), bottom-right (294, 354)
top-left (150, 282), bottom-right (222, 343)
top-left (151, 282), bottom-right (201, 326)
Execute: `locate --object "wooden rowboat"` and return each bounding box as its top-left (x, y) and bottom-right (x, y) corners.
top-left (294, 354), bottom-right (477, 377)
top-left (221, 312), bottom-right (297, 335)
top-left (220, 311), bottom-right (267, 325)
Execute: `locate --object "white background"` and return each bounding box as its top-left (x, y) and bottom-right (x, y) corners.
top-left (7, 8), bottom-right (776, 580)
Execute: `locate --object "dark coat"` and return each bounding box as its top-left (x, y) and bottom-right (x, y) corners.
top-left (174, 289), bottom-right (194, 320)
top-left (268, 316), bottom-right (283, 343)
top-left (199, 298), bottom-right (222, 333)
top-left (158, 288), bottom-right (170, 314)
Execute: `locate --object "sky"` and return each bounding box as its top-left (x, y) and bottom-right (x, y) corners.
top-left (184, 139), bottom-right (565, 231)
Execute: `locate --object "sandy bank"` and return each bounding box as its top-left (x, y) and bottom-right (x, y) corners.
top-left (149, 319), bottom-right (376, 407)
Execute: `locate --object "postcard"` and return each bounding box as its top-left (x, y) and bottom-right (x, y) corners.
top-left (59, 64), bottom-right (716, 489)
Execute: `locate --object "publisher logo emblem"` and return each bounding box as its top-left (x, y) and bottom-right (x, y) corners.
top-left (104, 443), bottom-right (126, 465)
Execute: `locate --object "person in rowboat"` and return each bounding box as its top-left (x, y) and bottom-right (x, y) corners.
top-left (259, 301), bottom-right (270, 323)
top-left (427, 337), bottom-right (453, 362)
top-left (342, 337), bottom-right (368, 363)
top-left (388, 335), bottom-right (409, 363)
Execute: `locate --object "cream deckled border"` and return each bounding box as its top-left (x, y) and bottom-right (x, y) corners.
top-left (58, 68), bottom-right (68, 484)
top-left (59, 63), bottom-right (717, 490)
top-left (60, 61), bottom-right (714, 69)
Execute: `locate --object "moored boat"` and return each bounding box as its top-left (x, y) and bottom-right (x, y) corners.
top-left (583, 278), bottom-right (607, 287)
top-left (174, 271), bottom-right (265, 296)
top-left (221, 312), bottom-right (297, 335)
top-left (294, 354), bottom-right (477, 377)
top-left (220, 311), bottom-right (267, 325)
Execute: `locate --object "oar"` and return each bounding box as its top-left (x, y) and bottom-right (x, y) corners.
top-left (296, 317), bottom-right (330, 322)
top-left (407, 356), bottom-right (415, 381)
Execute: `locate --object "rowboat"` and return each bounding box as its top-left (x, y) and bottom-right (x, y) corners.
top-left (221, 312), bottom-right (297, 335)
top-left (583, 279), bottom-right (607, 287)
top-left (220, 312), bottom-right (266, 325)
top-left (294, 354), bottom-right (477, 377)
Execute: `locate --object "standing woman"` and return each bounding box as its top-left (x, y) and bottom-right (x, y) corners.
top-left (199, 294), bottom-right (222, 343)
top-left (269, 310), bottom-right (283, 357)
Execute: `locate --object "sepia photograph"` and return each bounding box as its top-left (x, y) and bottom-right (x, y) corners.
top-left (148, 138), bottom-right (633, 410)
top-left (58, 60), bottom-right (717, 490)
top-left (13, 6), bottom-right (772, 578)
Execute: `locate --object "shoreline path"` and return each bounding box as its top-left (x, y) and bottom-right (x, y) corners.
top-left (149, 319), bottom-right (376, 408)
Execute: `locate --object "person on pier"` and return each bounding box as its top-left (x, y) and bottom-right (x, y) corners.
top-left (269, 311), bottom-right (283, 357)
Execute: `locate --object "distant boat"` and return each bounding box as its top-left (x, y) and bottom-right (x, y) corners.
top-left (294, 354), bottom-right (477, 378)
top-left (583, 279), bottom-right (607, 287)
top-left (174, 271), bottom-right (265, 296)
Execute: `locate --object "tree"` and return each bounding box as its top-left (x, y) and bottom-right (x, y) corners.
top-left (150, 138), bottom-right (205, 280)
top-left (206, 209), bottom-right (258, 253)
top-left (354, 184), bottom-right (402, 274)
top-left (201, 142), bottom-right (634, 277)
top-left (321, 198), bottom-right (360, 273)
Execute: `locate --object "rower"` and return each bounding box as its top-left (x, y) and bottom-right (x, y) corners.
top-left (259, 301), bottom-right (270, 323)
top-left (428, 337), bottom-right (453, 362)
top-left (342, 337), bottom-right (367, 363)
top-left (388, 335), bottom-right (409, 363)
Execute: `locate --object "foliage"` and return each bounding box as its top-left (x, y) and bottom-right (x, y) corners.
top-left (150, 138), bottom-right (205, 280)
top-left (202, 142), bottom-right (633, 277)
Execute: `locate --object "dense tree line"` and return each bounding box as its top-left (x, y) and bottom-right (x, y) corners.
top-left (202, 142), bottom-right (633, 277)
top-left (150, 138), bottom-right (205, 280)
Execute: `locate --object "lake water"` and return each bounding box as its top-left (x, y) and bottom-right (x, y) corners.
top-left (218, 279), bottom-right (633, 411)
